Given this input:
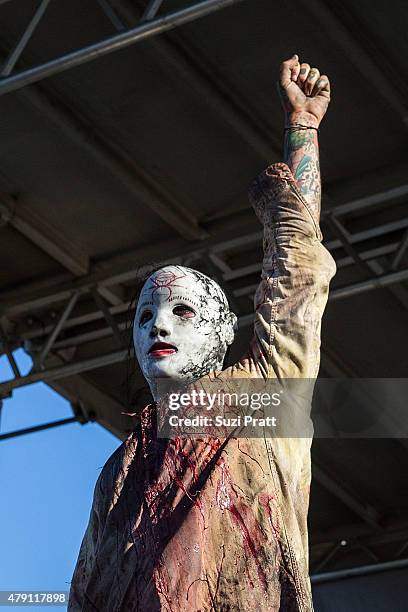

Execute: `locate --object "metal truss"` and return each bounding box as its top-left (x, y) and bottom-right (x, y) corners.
top-left (0, 415), bottom-right (79, 441)
top-left (310, 514), bottom-right (408, 574)
top-left (311, 557), bottom-right (408, 585)
top-left (0, 0), bottom-right (407, 441)
top-left (0, 391), bottom-right (91, 441)
top-left (0, 0), bottom-right (245, 96)
top-left (0, 178), bottom-right (407, 400)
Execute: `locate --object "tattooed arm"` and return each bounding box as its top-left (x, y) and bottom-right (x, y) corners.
top-left (284, 119), bottom-right (320, 218)
top-left (244, 55), bottom-right (335, 380)
top-left (279, 55), bottom-right (331, 224)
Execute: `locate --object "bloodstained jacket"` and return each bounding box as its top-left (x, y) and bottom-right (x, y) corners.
top-left (68, 163), bottom-right (336, 611)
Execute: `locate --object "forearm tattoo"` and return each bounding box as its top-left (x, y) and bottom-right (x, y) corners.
top-left (284, 127), bottom-right (321, 220)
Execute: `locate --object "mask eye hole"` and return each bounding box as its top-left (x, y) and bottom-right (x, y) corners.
top-left (139, 310), bottom-right (152, 326)
top-left (173, 304), bottom-right (195, 319)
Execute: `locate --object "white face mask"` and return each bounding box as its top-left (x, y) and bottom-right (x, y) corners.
top-left (133, 265), bottom-right (237, 399)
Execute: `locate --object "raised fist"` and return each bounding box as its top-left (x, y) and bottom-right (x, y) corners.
top-left (278, 54), bottom-right (331, 127)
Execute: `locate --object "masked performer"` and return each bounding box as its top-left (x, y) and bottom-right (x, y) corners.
top-left (69, 55), bottom-right (336, 611)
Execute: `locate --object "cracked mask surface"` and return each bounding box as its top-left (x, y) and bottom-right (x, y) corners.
top-left (134, 266), bottom-right (237, 394)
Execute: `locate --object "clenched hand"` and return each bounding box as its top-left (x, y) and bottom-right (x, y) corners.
top-left (278, 54), bottom-right (331, 127)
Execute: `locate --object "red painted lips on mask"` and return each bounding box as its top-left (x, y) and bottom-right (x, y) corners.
top-left (148, 342), bottom-right (178, 358)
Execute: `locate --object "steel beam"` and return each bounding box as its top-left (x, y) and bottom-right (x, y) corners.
top-left (336, 243), bottom-right (399, 270)
top-left (0, 0), bottom-right (246, 96)
top-left (0, 416), bottom-right (78, 441)
top-left (52, 322), bottom-right (128, 350)
top-left (310, 522), bottom-right (408, 570)
top-left (212, 188), bottom-right (408, 261)
top-left (0, 243), bottom-right (179, 316)
top-left (231, 242), bottom-right (402, 290)
top-left (325, 214), bottom-right (376, 278)
top-left (0, 322), bottom-right (21, 377)
top-left (324, 184), bottom-right (408, 218)
top-left (20, 300), bottom-right (131, 344)
top-left (311, 557), bottom-right (408, 583)
top-left (1, 174), bottom-right (407, 317)
top-left (1, 267), bottom-right (406, 403)
top-left (96, 0), bottom-right (126, 31)
top-left (0, 348), bottom-right (128, 398)
top-left (330, 267), bottom-right (408, 301)
top-left (4, 253), bottom-right (406, 393)
top-left (204, 180), bottom-right (408, 235)
top-left (142, 0), bottom-right (165, 21)
top-left (312, 463), bottom-right (382, 530)
top-left (0, 193), bottom-right (89, 276)
top-left (392, 228), bottom-right (408, 270)
top-left (208, 252), bottom-right (231, 274)
top-left (312, 517), bottom-right (408, 551)
top-left (298, 0), bottom-right (408, 123)
top-left (52, 306), bottom-right (252, 348)
top-left (1, 0), bottom-right (51, 77)
top-left (325, 218), bottom-right (408, 252)
top-left (110, 0), bottom-right (277, 160)
top-left (234, 264), bottom-right (408, 302)
top-left (90, 287), bottom-right (124, 347)
top-left (2, 213), bottom-right (408, 318)
top-left (4, 0), bottom-right (277, 163)
top-left (395, 539), bottom-right (408, 559)
top-left (367, 259), bottom-right (408, 312)
top-left (0, 29), bottom-right (204, 241)
top-left (210, 231), bottom-right (261, 254)
top-left (357, 543), bottom-right (380, 564)
top-left (231, 218), bottom-right (408, 292)
top-left (16, 241), bottom-right (400, 347)
top-left (36, 291), bottom-right (80, 367)
top-left (321, 215), bottom-right (408, 313)
top-left (12, 84), bottom-right (203, 241)
top-left (312, 540), bottom-right (347, 573)
top-left (97, 284), bottom-right (127, 306)
top-left (43, 352), bottom-right (135, 439)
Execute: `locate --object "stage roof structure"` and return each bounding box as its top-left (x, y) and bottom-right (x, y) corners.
top-left (0, 0), bottom-right (408, 574)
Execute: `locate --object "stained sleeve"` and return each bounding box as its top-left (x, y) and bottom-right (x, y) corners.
top-left (67, 478), bottom-right (101, 611)
top-left (245, 162), bottom-right (336, 380)
top-left (67, 432), bottom-right (139, 610)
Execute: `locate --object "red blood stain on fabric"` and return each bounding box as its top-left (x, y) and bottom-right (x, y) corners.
top-left (215, 457), bottom-right (269, 593)
top-left (259, 493), bottom-right (280, 541)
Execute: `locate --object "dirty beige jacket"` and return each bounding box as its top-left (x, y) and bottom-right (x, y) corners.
top-left (68, 163), bottom-right (336, 611)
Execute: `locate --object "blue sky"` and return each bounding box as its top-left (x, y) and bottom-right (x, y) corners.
top-left (0, 349), bottom-right (121, 609)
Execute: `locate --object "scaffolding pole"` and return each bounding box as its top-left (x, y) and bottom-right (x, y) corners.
top-left (0, 0), bottom-right (245, 96)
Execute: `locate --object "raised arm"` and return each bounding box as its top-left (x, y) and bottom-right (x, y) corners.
top-left (244, 55), bottom-right (335, 380)
top-left (279, 54), bottom-right (330, 224)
